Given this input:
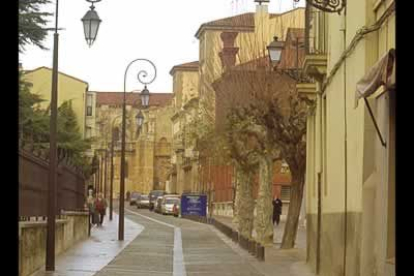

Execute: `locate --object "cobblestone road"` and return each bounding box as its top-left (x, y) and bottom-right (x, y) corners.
top-left (94, 204), bottom-right (264, 276)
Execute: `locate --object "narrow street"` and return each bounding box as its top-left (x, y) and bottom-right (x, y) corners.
top-left (94, 204), bottom-right (264, 276)
top-left (31, 203), bottom-right (313, 276)
top-left (19, 1), bottom-right (395, 275)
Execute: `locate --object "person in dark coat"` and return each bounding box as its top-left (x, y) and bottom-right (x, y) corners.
top-left (95, 193), bottom-right (108, 226)
top-left (272, 196), bottom-right (283, 226)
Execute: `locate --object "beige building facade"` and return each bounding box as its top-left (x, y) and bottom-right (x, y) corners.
top-left (193, 2), bottom-right (305, 213)
top-left (196, 4), bottom-right (305, 124)
top-left (169, 61), bottom-right (200, 195)
top-left (299, 1), bottom-right (395, 275)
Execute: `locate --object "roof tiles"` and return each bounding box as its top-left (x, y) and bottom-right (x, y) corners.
top-left (93, 92), bottom-right (173, 107)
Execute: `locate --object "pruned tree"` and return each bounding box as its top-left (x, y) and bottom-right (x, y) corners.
top-left (226, 109), bottom-right (259, 238)
top-left (251, 74), bottom-right (307, 249)
top-left (188, 3), bottom-right (306, 248)
top-left (214, 56), bottom-right (307, 248)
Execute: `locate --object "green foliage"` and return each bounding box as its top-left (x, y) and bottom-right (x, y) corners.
top-left (19, 71), bottom-right (49, 143)
top-left (19, 74), bottom-right (92, 174)
top-left (56, 101), bottom-right (92, 163)
top-left (19, 0), bottom-right (52, 53)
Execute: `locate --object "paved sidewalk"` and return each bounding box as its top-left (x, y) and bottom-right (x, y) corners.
top-left (30, 211), bottom-right (144, 276)
top-left (212, 215), bottom-right (315, 276)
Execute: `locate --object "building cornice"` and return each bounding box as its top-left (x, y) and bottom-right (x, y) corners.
top-left (23, 66), bottom-right (89, 86)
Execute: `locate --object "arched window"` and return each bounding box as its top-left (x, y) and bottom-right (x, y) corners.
top-left (113, 127), bottom-right (120, 142)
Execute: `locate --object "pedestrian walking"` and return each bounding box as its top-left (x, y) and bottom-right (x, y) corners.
top-left (272, 196), bottom-right (283, 226)
top-left (87, 191), bottom-right (98, 226)
top-left (95, 193), bottom-right (108, 226)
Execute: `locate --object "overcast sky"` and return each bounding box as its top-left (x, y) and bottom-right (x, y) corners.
top-left (20, 0), bottom-right (305, 93)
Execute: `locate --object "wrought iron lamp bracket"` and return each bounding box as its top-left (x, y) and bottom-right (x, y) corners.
top-left (294, 0), bottom-right (346, 14)
top-left (279, 68), bottom-right (312, 83)
top-left (86, 0), bottom-right (102, 9)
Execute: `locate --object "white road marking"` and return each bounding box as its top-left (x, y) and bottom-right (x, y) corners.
top-left (125, 209), bottom-right (187, 276)
top-left (173, 227), bottom-right (187, 276)
top-left (125, 209), bottom-right (175, 228)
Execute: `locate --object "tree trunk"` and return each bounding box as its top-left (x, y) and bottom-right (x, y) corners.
top-left (254, 155), bottom-right (273, 245)
top-left (236, 166), bottom-right (254, 239)
top-left (281, 171), bottom-right (305, 249)
top-left (232, 167), bottom-right (240, 228)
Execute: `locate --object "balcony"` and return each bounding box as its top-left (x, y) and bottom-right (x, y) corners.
top-left (297, 83), bottom-right (318, 110)
top-left (303, 54), bottom-right (327, 81)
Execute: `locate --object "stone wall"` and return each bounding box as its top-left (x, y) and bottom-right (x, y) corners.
top-left (18, 211), bottom-right (89, 276)
top-left (306, 212), bottom-right (362, 276)
top-left (212, 201), bottom-right (290, 220)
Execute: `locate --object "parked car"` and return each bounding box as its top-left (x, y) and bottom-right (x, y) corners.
top-left (154, 196), bottom-right (164, 213)
top-left (162, 196), bottom-right (180, 215)
top-left (129, 192), bottom-right (141, 206)
top-left (136, 194), bottom-right (150, 209)
top-left (149, 190), bottom-right (166, 211)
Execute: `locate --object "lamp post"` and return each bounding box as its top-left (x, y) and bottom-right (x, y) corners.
top-left (108, 111), bottom-right (143, 221)
top-left (109, 115), bottom-right (122, 221)
top-left (267, 36), bottom-right (308, 82)
top-left (46, 0), bottom-right (102, 271)
top-left (119, 59), bottom-right (156, 241)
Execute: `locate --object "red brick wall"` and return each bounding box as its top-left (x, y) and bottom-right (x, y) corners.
top-left (200, 159), bottom-right (291, 203)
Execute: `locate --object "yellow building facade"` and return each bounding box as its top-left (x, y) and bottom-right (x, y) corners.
top-left (92, 92), bottom-right (173, 197)
top-left (22, 67), bottom-right (89, 138)
top-left (299, 1), bottom-right (395, 275)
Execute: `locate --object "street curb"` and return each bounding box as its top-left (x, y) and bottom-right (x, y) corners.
top-left (181, 215), bottom-right (265, 261)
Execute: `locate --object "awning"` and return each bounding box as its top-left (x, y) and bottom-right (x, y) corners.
top-left (354, 48), bottom-right (396, 147)
top-left (355, 48), bottom-right (395, 108)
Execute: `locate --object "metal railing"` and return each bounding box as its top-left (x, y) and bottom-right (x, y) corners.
top-left (19, 148), bottom-right (86, 220)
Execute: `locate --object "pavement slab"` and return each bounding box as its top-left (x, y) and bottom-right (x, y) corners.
top-left (30, 211), bottom-right (144, 276)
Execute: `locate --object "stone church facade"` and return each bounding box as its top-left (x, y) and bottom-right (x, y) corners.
top-left (91, 91), bottom-right (173, 197)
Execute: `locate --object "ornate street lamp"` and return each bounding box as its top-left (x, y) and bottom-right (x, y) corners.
top-left (109, 115), bottom-right (121, 221)
top-left (267, 36), bottom-right (284, 68)
top-left (119, 59), bottom-right (156, 241)
top-left (140, 86), bottom-right (150, 107)
top-left (46, 0), bottom-right (103, 271)
top-left (81, 0), bottom-right (102, 47)
top-left (267, 35), bottom-right (310, 82)
top-left (135, 110), bottom-right (144, 128)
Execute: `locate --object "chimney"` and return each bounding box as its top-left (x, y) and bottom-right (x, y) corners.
top-left (219, 32), bottom-right (239, 70)
top-left (255, 0), bottom-right (269, 14)
top-left (254, 0), bottom-right (270, 58)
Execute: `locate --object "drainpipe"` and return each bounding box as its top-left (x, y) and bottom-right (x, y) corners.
top-left (340, 7), bottom-right (348, 276)
top-left (84, 85), bottom-right (88, 139)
